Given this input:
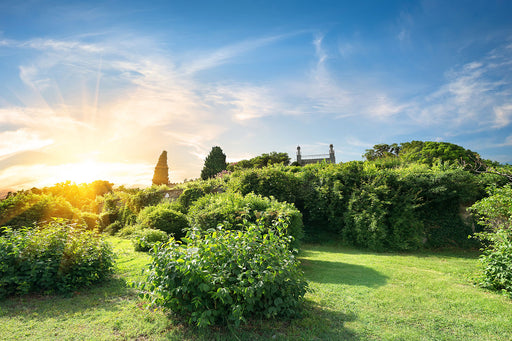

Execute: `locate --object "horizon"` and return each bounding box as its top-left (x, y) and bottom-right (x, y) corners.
top-left (1, 1), bottom-right (512, 192)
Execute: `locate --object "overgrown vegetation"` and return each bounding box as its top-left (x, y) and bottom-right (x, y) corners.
top-left (470, 185), bottom-right (512, 295)
top-left (1, 140), bottom-right (512, 331)
top-left (0, 219), bottom-right (114, 298)
top-left (140, 220), bottom-right (308, 327)
top-left (187, 192), bottom-right (303, 248)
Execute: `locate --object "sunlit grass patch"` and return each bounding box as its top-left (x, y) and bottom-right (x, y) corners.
top-left (1, 239), bottom-right (512, 340)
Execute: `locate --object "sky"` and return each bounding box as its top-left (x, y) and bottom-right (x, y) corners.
top-left (1, 0), bottom-right (512, 191)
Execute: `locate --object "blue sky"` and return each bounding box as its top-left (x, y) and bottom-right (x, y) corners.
top-left (1, 0), bottom-right (511, 190)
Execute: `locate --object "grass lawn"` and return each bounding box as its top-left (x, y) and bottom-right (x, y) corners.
top-left (1, 238), bottom-right (511, 340)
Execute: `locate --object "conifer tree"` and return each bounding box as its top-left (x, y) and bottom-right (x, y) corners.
top-left (152, 150), bottom-right (169, 185)
top-left (201, 146), bottom-right (227, 180)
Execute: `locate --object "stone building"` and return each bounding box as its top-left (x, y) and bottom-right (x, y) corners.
top-left (296, 144), bottom-right (336, 166)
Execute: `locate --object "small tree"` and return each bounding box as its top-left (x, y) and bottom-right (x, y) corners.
top-left (201, 146), bottom-right (227, 180)
top-left (152, 151), bottom-right (169, 185)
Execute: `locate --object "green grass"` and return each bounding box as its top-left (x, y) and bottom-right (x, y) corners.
top-left (1, 238), bottom-right (511, 340)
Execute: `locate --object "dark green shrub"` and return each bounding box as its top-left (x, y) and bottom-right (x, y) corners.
top-left (187, 192), bottom-right (303, 247)
top-left (0, 219), bottom-right (114, 297)
top-left (99, 211), bottom-right (117, 231)
top-left (104, 221), bottom-right (123, 235)
top-left (470, 185), bottom-right (512, 295)
top-left (116, 224), bottom-right (140, 237)
top-left (118, 205), bottom-right (137, 227)
top-left (79, 212), bottom-right (99, 230)
top-left (137, 203), bottom-right (188, 239)
top-left (226, 166), bottom-right (303, 205)
top-left (409, 168), bottom-right (483, 248)
top-left (140, 220), bottom-right (308, 327)
top-left (342, 172), bottom-right (424, 251)
top-left (176, 179), bottom-right (225, 213)
top-left (133, 229), bottom-right (168, 252)
top-left (125, 186), bottom-right (169, 213)
top-left (222, 160), bottom-right (493, 250)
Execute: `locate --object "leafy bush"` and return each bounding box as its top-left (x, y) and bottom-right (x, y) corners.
top-left (470, 185), bottom-right (512, 295)
top-left (175, 179), bottom-right (225, 213)
top-left (133, 229), bottom-right (169, 252)
top-left (79, 212), bottom-right (99, 230)
top-left (137, 203), bottom-right (188, 239)
top-left (187, 192), bottom-right (303, 248)
top-left (140, 220), bottom-right (308, 327)
top-left (104, 221), bottom-right (123, 235)
top-left (342, 171), bottom-right (423, 251)
top-left (0, 219), bottom-right (114, 297)
top-left (224, 161), bottom-right (489, 249)
top-left (226, 166), bottom-right (303, 205)
top-left (0, 193), bottom-right (76, 229)
top-left (124, 185), bottom-right (169, 213)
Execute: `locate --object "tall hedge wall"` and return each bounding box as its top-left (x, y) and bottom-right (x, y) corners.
top-left (225, 163), bottom-right (503, 250)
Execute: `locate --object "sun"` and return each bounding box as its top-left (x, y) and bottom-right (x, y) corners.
top-left (52, 159), bottom-right (109, 184)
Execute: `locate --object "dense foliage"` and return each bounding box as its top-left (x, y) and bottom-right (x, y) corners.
top-left (133, 228), bottom-right (169, 252)
top-left (141, 220), bottom-right (308, 327)
top-left (224, 162), bottom-right (500, 250)
top-left (174, 179), bottom-right (225, 213)
top-left (470, 185), bottom-right (512, 295)
top-left (0, 193), bottom-right (77, 229)
top-left (137, 203), bottom-right (188, 239)
top-left (0, 219), bottom-right (114, 297)
top-left (187, 192), bottom-right (303, 248)
top-left (201, 146), bottom-right (228, 180)
top-left (363, 141), bottom-right (479, 166)
top-left (227, 152), bottom-right (290, 171)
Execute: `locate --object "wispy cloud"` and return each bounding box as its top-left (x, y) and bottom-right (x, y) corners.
top-left (181, 34), bottom-right (293, 75)
top-left (413, 43), bottom-right (512, 130)
top-left (0, 129), bottom-right (53, 160)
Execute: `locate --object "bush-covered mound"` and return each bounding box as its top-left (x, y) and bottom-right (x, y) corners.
top-left (137, 203), bottom-right (189, 239)
top-left (132, 228), bottom-right (169, 252)
top-left (470, 185), bottom-right (512, 295)
top-left (0, 219), bottom-right (114, 297)
top-left (187, 192), bottom-right (303, 248)
top-left (141, 220), bottom-right (308, 327)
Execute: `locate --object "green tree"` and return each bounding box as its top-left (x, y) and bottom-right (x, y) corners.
top-left (363, 140), bottom-right (478, 165)
top-left (201, 146), bottom-right (227, 180)
top-left (227, 151), bottom-right (290, 171)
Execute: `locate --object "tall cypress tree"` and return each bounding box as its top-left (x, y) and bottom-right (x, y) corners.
top-left (201, 146), bottom-right (227, 180)
top-left (152, 150), bottom-right (169, 185)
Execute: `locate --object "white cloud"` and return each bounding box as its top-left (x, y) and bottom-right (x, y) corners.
top-left (0, 129), bottom-right (53, 159)
top-left (181, 34), bottom-right (292, 75)
top-left (493, 104), bottom-right (512, 128)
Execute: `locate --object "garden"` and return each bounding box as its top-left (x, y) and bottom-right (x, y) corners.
top-left (1, 142), bottom-right (512, 340)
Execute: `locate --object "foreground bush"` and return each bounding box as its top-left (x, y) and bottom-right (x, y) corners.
top-left (141, 220), bottom-right (308, 327)
top-left (470, 185), bottom-right (512, 295)
top-left (0, 219), bottom-right (114, 297)
top-left (187, 192), bottom-right (303, 247)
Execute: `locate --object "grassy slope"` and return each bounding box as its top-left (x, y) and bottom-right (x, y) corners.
top-left (1, 238), bottom-right (511, 340)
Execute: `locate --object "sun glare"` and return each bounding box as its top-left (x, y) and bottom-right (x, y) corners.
top-left (50, 160), bottom-right (108, 184)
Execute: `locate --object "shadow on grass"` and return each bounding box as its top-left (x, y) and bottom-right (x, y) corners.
top-left (301, 258), bottom-right (388, 287)
top-left (174, 301), bottom-right (360, 341)
top-left (0, 276), bottom-right (135, 319)
top-left (301, 243), bottom-right (481, 260)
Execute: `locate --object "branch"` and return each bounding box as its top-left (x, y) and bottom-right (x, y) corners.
top-left (460, 156), bottom-right (512, 182)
